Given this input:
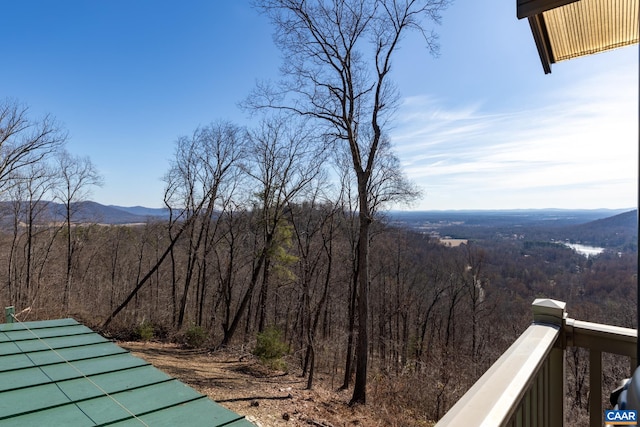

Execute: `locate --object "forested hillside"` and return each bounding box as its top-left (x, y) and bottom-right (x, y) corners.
top-left (1, 197), bottom-right (636, 424)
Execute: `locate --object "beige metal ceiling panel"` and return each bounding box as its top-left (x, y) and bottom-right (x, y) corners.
top-left (543, 0), bottom-right (639, 61)
top-left (518, 0), bottom-right (639, 73)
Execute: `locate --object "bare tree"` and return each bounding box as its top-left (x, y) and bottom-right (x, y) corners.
top-left (461, 243), bottom-right (487, 371)
top-left (219, 116), bottom-right (324, 345)
top-left (6, 164), bottom-right (58, 309)
top-left (277, 169), bottom-right (337, 388)
top-left (163, 121), bottom-right (247, 329)
top-left (211, 202), bottom-right (251, 342)
top-left (0, 99), bottom-right (66, 195)
top-left (54, 150), bottom-right (103, 312)
top-left (251, 0), bottom-right (449, 404)
top-left (330, 148), bottom-right (361, 390)
top-left (103, 123), bottom-right (246, 330)
top-left (246, 117), bottom-right (323, 333)
top-left (367, 136), bottom-right (421, 213)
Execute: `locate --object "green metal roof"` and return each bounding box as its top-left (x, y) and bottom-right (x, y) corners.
top-left (0, 318), bottom-right (255, 427)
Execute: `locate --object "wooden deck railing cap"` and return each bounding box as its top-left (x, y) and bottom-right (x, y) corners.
top-left (532, 298), bottom-right (566, 326)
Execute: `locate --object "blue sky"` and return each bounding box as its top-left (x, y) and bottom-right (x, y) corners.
top-left (1, 1), bottom-right (637, 210)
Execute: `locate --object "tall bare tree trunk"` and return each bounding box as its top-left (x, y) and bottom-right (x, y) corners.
top-left (341, 260), bottom-right (358, 390)
top-left (351, 184), bottom-right (371, 404)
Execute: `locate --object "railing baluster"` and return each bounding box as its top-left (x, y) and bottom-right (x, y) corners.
top-left (531, 369), bottom-right (538, 427)
top-left (538, 361), bottom-right (544, 425)
top-left (589, 350), bottom-right (602, 427)
top-left (526, 385), bottom-right (532, 426)
top-left (549, 346), bottom-right (564, 427)
top-left (543, 356), bottom-right (550, 426)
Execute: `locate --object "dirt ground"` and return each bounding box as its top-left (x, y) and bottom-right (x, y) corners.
top-left (119, 341), bottom-right (390, 427)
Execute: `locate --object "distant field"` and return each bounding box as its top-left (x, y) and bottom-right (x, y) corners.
top-left (439, 238), bottom-right (468, 247)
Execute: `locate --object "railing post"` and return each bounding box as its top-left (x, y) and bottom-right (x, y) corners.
top-left (532, 299), bottom-right (566, 427)
top-left (4, 306), bottom-right (14, 324)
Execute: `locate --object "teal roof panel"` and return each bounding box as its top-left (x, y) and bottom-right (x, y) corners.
top-left (0, 341), bottom-right (129, 372)
top-left (0, 318), bottom-right (255, 427)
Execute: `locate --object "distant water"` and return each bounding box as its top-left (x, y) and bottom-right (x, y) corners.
top-left (564, 243), bottom-right (604, 257)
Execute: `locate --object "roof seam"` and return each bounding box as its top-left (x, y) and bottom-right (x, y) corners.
top-left (96, 395), bottom-right (210, 427)
top-left (1, 340), bottom-right (121, 358)
top-left (0, 362), bottom-right (155, 394)
top-left (0, 318), bottom-right (79, 332)
top-left (0, 346), bottom-right (131, 373)
top-left (1, 330), bottom-right (97, 345)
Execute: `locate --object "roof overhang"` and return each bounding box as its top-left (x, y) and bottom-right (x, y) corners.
top-left (517, 0), bottom-right (639, 73)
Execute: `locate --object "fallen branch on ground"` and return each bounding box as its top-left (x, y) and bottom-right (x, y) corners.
top-left (216, 394), bottom-right (293, 403)
top-left (305, 419), bottom-right (334, 427)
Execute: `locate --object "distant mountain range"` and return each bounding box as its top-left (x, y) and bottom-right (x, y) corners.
top-left (0, 201), bottom-right (636, 250)
top-left (0, 201), bottom-right (170, 226)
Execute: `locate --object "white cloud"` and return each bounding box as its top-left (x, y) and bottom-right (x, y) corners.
top-left (392, 63), bottom-right (638, 210)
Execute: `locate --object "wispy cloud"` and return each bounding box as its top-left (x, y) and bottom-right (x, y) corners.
top-left (391, 65), bottom-right (638, 210)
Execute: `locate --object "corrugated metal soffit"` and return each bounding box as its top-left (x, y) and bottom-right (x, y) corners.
top-left (518, 0), bottom-right (639, 73)
top-left (544, 0), bottom-right (639, 61)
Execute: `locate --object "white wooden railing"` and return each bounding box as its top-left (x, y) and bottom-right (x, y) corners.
top-left (435, 299), bottom-right (637, 427)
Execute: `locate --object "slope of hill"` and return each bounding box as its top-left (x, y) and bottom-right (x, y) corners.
top-left (49, 201), bottom-right (171, 224)
top-left (561, 209), bottom-right (638, 249)
top-left (63, 201), bottom-right (159, 224)
top-left (387, 208), bottom-right (638, 251)
top-left (108, 205), bottom-right (170, 219)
